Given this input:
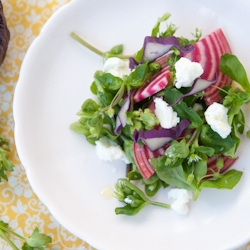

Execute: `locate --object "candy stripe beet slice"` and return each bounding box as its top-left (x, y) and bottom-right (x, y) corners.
top-left (206, 155), bottom-right (238, 175)
top-left (133, 142), bottom-right (166, 180)
top-left (133, 66), bottom-right (171, 103)
top-left (134, 141), bottom-right (238, 181)
top-left (184, 28), bottom-right (232, 106)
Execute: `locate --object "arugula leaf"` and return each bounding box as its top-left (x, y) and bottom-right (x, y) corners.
top-left (154, 165), bottom-right (196, 192)
top-left (199, 124), bottom-right (236, 154)
top-left (199, 169), bottom-right (243, 189)
top-left (196, 146), bottom-right (215, 157)
top-left (164, 88), bottom-right (203, 128)
top-left (126, 63), bottom-right (149, 88)
top-left (193, 159), bottom-right (207, 183)
top-left (95, 72), bottom-right (123, 91)
top-left (220, 54), bottom-right (250, 93)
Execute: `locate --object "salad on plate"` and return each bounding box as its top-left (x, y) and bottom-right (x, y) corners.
top-left (70, 13), bottom-right (250, 216)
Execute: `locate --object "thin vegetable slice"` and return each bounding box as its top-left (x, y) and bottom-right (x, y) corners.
top-left (170, 75), bottom-right (218, 106)
top-left (133, 67), bottom-right (170, 103)
top-left (142, 36), bottom-right (194, 62)
top-left (206, 155), bottom-right (238, 175)
top-left (114, 90), bottom-right (133, 135)
top-left (133, 142), bottom-right (166, 180)
top-left (134, 118), bottom-right (190, 151)
top-left (184, 28), bottom-right (232, 105)
top-left (129, 36), bottom-right (194, 69)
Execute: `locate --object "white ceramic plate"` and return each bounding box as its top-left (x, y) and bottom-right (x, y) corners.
top-left (13, 0), bottom-right (250, 249)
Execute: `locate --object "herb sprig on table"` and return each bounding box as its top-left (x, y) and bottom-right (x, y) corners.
top-left (0, 221), bottom-right (51, 250)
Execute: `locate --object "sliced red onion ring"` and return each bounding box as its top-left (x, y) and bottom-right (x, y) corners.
top-left (114, 90), bottom-right (133, 135)
top-left (143, 36), bottom-right (194, 62)
top-left (114, 115), bottom-right (122, 135)
top-left (129, 57), bottom-right (139, 70)
top-left (170, 74), bottom-right (218, 107)
top-left (133, 118), bottom-right (190, 151)
top-left (129, 36), bottom-right (194, 70)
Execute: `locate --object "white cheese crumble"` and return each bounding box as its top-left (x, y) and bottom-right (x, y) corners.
top-left (192, 103), bottom-right (203, 112)
top-left (95, 137), bottom-right (130, 164)
top-left (174, 57), bottom-right (204, 89)
top-left (204, 102), bottom-right (231, 139)
top-left (168, 188), bottom-right (193, 215)
top-left (103, 57), bottom-right (131, 78)
top-left (154, 97), bottom-right (180, 129)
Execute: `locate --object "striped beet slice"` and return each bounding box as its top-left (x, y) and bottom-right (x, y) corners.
top-left (133, 142), bottom-right (166, 180)
top-left (206, 155), bottom-right (238, 175)
top-left (133, 66), bottom-right (170, 103)
top-left (184, 28), bottom-right (232, 106)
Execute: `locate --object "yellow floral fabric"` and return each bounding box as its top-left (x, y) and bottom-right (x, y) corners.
top-left (0, 0), bottom-right (249, 250)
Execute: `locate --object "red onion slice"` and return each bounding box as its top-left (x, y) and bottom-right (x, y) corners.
top-left (170, 74), bottom-right (218, 107)
top-left (129, 36), bottom-right (194, 70)
top-left (134, 118), bottom-right (190, 151)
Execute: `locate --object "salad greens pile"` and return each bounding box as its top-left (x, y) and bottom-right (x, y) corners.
top-left (71, 13), bottom-right (250, 216)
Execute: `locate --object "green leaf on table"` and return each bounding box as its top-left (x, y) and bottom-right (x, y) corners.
top-left (24, 227), bottom-right (52, 249)
top-left (0, 149), bottom-right (14, 182)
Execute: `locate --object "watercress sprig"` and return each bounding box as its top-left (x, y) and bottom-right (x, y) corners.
top-left (0, 221), bottom-right (52, 250)
top-left (70, 32), bottom-right (131, 60)
top-left (114, 178), bottom-right (170, 216)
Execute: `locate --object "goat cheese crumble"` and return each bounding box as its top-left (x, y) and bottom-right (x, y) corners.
top-left (154, 97), bottom-right (180, 129)
top-left (95, 137), bottom-right (130, 164)
top-left (204, 102), bottom-right (231, 139)
top-left (103, 57), bottom-right (131, 78)
top-left (174, 57), bottom-right (204, 89)
top-left (168, 188), bottom-right (193, 215)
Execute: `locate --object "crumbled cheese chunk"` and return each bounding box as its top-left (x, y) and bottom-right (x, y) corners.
top-left (103, 57), bottom-right (131, 78)
top-left (168, 188), bottom-right (193, 215)
top-left (95, 137), bottom-right (130, 164)
top-left (192, 103), bottom-right (203, 112)
top-left (174, 57), bottom-right (204, 89)
top-left (154, 97), bottom-right (180, 129)
top-left (204, 102), bottom-right (231, 139)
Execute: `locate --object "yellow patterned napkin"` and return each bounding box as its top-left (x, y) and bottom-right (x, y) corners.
top-left (0, 1), bottom-right (95, 249)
